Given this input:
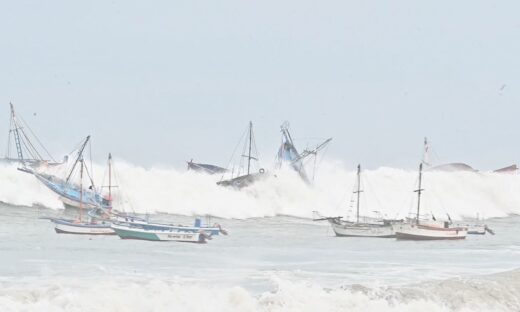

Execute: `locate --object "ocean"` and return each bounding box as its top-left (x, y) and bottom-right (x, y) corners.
top-left (0, 162), bottom-right (519, 311)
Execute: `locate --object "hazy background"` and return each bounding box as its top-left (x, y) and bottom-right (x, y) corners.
top-left (1, 1), bottom-right (519, 170)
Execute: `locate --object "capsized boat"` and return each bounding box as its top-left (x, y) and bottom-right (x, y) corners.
top-left (316, 165), bottom-right (399, 238)
top-left (393, 163), bottom-right (467, 240)
top-left (111, 222), bottom-right (209, 243)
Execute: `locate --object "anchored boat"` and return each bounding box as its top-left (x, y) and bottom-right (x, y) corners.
top-left (51, 154), bottom-right (115, 235)
top-left (317, 165), bottom-right (398, 238)
top-left (393, 163), bottom-right (467, 240)
top-left (111, 222), bottom-right (209, 243)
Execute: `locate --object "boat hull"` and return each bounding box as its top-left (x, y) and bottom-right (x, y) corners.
top-left (52, 219), bottom-right (115, 235)
top-left (59, 196), bottom-right (99, 210)
top-left (111, 224), bottom-right (207, 243)
top-left (330, 220), bottom-right (395, 238)
top-left (393, 223), bottom-right (467, 240)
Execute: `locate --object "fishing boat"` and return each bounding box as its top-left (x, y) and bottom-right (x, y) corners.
top-left (393, 163), bottom-right (467, 240)
top-left (88, 154), bottom-right (228, 236)
top-left (33, 136), bottom-right (110, 210)
top-left (51, 156), bottom-right (115, 235)
top-left (1, 103), bottom-right (65, 168)
top-left (276, 122), bottom-right (332, 183)
top-left (111, 222), bottom-right (209, 243)
top-left (52, 218), bottom-right (114, 235)
top-left (318, 165), bottom-right (397, 238)
top-left (217, 121), bottom-right (267, 188)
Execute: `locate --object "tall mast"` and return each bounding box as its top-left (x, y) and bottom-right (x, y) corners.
top-left (66, 136), bottom-right (90, 184)
top-left (79, 158), bottom-right (84, 222)
top-left (10, 103), bottom-right (24, 162)
top-left (354, 164), bottom-right (363, 223)
top-left (414, 163), bottom-right (424, 224)
top-left (108, 153), bottom-right (112, 211)
top-left (247, 121), bottom-right (252, 175)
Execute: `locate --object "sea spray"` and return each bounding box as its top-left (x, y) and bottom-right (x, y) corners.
top-left (1, 161), bottom-right (519, 219)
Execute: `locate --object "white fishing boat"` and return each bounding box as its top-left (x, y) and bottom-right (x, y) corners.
top-left (111, 222), bottom-right (208, 243)
top-left (394, 163), bottom-right (467, 240)
top-left (52, 218), bottom-right (114, 235)
top-left (321, 165), bottom-right (397, 238)
top-left (51, 151), bottom-right (114, 235)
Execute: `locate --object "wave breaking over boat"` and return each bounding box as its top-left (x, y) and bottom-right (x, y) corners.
top-left (1, 160), bottom-right (520, 220)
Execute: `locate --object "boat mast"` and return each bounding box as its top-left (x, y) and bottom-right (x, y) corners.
top-left (108, 153), bottom-right (112, 211)
top-left (79, 158), bottom-right (84, 222)
top-left (414, 163), bottom-right (424, 224)
top-left (247, 121), bottom-right (252, 175)
top-left (9, 103), bottom-right (24, 163)
top-left (354, 164), bottom-right (363, 223)
top-left (66, 136), bottom-right (90, 184)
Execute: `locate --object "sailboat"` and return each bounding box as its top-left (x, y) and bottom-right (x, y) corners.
top-left (33, 136), bottom-right (110, 210)
top-left (51, 157), bottom-right (114, 235)
top-left (1, 103), bottom-right (65, 168)
top-left (217, 121), bottom-right (267, 188)
top-left (393, 163), bottom-right (467, 240)
top-left (320, 165), bottom-right (397, 238)
top-left (276, 122), bottom-right (331, 183)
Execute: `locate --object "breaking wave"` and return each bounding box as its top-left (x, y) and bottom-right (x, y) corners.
top-left (1, 270), bottom-right (519, 312)
top-left (1, 160), bottom-right (520, 220)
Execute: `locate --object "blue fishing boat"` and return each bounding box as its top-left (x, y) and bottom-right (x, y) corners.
top-left (32, 136), bottom-right (110, 210)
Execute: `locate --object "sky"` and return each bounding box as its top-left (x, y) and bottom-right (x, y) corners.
top-left (1, 1), bottom-right (519, 170)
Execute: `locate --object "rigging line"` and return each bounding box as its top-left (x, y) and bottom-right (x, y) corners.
top-left (19, 128), bottom-right (43, 160)
top-left (363, 173), bottom-right (385, 214)
top-left (18, 114), bottom-right (56, 162)
top-left (5, 113), bottom-right (14, 158)
top-left (89, 140), bottom-right (94, 186)
top-left (65, 136), bottom-right (90, 184)
top-left (220, 125), bottom-right (248, 181)
top-left (18, 134), bottom-right (38, 160)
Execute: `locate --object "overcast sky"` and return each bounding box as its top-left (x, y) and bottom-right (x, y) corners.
top-left (1, 1), bottom-right (519, 170)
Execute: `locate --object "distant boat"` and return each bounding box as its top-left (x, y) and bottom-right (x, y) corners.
top-left (493, 164), bottom-right (518, 174)
top-left (187, 160), bottom-right (227, 175)
top-left (317, 165), bottom-right (398, 238)
top-left (51, 151), bottom-right (115, 235)
top-left (422, 137), bottom-right (476, 172)
top-left (217, 121), bottom-right (267, 188)
top-left (393, 163), bottom-right (468, 240)
top-left (111, 222), bottom-right (209, 243)
top-left (276, 122), bottom-right (332, 183)
top-left (1, 103), bottom-right (65, 168)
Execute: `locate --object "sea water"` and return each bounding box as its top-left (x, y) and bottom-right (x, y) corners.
top-left (0, 162), bottom-right (519, 311)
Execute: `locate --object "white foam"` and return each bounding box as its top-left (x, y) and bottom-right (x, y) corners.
top-left (2, 160), bottom-right (520, 220)
top-left (1, 271), bottom-right (519, 312)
